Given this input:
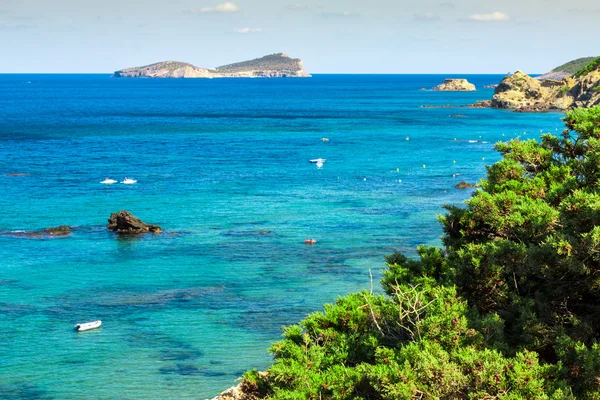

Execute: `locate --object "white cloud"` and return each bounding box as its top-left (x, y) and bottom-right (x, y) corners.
top-left (288, 4), bottom-right (308, 10)
top-left (415, 12), bottom-right (440, 21)
top-left (468, 12), bottom-right (509, 21)
top-left (232, 27), bottom-right (263, 33)
top-left (0, 21), bottom-right (34, 30)
top-left (321, 11), bottom-right (357, 17)
top-left (195, 2), bottom-right (240, 13)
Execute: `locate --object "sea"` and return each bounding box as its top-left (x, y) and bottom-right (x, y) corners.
top-left (0, 74), bottom-right (565, 399)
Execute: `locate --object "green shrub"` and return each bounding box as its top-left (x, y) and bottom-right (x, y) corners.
top-left (240, 107), bottom-right (600, 399)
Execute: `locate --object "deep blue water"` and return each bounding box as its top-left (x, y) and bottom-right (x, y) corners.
top-left (0, 74), bottom-right (564, 399)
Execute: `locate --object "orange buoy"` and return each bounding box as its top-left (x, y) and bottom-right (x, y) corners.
top-left (304, 239), bottom-right (317, 244)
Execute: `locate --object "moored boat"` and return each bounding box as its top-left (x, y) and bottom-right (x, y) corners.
top-left (101, 178), bottom-right (117, 184)
top-left (121, 178), bottom-right (137, 184)
top-left (309, 158), bottom-right (326, 164)
top-left (74, 320), bottom-right (102, 332)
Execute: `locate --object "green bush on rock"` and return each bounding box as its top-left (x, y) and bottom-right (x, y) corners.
top-left (240, 107), bottom-right (600, 399)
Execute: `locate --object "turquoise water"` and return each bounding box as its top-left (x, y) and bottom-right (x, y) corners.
top-left (0, 74), bottom-right (564, 399)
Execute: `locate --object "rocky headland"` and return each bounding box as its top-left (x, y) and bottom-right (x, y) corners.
top-left (432, 79), bottom-right (476, 91)
top-left (114, 53), bottom-right (311, 79)
top-left (469, 57), bottom-right (600, 112)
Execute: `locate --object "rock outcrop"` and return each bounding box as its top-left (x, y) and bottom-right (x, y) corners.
top-left (108, 211), bottom-right (162, 234)
top-left (114, 53), bottom-right (311, 79)
top-left (432, 79), bottom-right (476, 91)
top-left (455, 181), bottom-right (476, 189)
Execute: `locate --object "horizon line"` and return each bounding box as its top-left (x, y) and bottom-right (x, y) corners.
top-left (0, 72), bottom-right (539, 75)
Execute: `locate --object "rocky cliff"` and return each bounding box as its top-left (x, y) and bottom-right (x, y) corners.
top-left (114, 53), bottom-right (310, 78)
top-left (474, 58), bottom-right (600, 112)
top-left (432, 78), bottom-right (476, 91)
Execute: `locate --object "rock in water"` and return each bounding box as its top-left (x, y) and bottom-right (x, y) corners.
top-left (2, 225), bottom-right (72, 238)
top-left (108, 211), bottom-right (162, 234)
top-left (432, 79), bottom-right (476, 91)
top-left (43, 225), bottom-right (71, 236)
top-left (455, 181), bottom-right (476, 189)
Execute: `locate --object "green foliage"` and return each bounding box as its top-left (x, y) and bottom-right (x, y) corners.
top-left (239, 107), bottom-right (600, 399)
top-left (550, 57), bottom-right (599, 74)
top-left (560, 85), bottom-right (571, 96)
top-left (573, 57), bottom-right (600, 78)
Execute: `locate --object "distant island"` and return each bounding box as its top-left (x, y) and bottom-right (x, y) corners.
top-left (432, 78), bottom-right (476, 91)
top-left (113, 53), bottom-right (311, 79)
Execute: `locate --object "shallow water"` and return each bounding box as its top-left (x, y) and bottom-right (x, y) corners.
top-left (0, 74), bottom-right (564, 399)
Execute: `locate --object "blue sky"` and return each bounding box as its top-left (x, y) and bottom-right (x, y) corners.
top-left (1, 0), bottom-right (598, 73)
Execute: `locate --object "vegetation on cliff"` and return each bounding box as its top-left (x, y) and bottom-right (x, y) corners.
top-left (573, 57), bottom-right (600, 79)
top-left (214, 53), bottom-right (306, 74)
top-left (552, 57), bottom-right (599, 75)
top-left (235, 107), bottom-right (600, 399)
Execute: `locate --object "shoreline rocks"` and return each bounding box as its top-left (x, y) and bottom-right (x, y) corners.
top-left (108, 211), bottom-right (162, 234)
top-left (468, 100), bottom-right (493, 108)
top-left (211, 385), bottom-right (251, 400)
top-left (432, 78), bottom-right (476, 91)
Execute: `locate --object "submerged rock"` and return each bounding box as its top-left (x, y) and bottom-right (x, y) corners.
top-left (455, 181), bottom-right (476, 189)
top-left (108, 210), bottom-right (162, 234)
top-left (420, 104), bottom-right (452, 108)
top-left (43, 225), bottom-right (71, 236)
top-left (5, 173), bottom-right (29, 177)
top-left (2, 225), bottom-right (71, 239)
top-left (432, 78), bottom-right (476, 91)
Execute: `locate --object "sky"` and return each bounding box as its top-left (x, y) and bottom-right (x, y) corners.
top-left (0, 0), bottom-right (598, 73)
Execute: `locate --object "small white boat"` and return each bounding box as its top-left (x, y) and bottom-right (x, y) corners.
top-left (309, 158), bottom-right (326, 164)
top-left (100, 178), bottom-right (117, 184)
top-left (74, 320), bottom-right (102, 332)
top-left (121, 178), bottom-right (137, 184)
